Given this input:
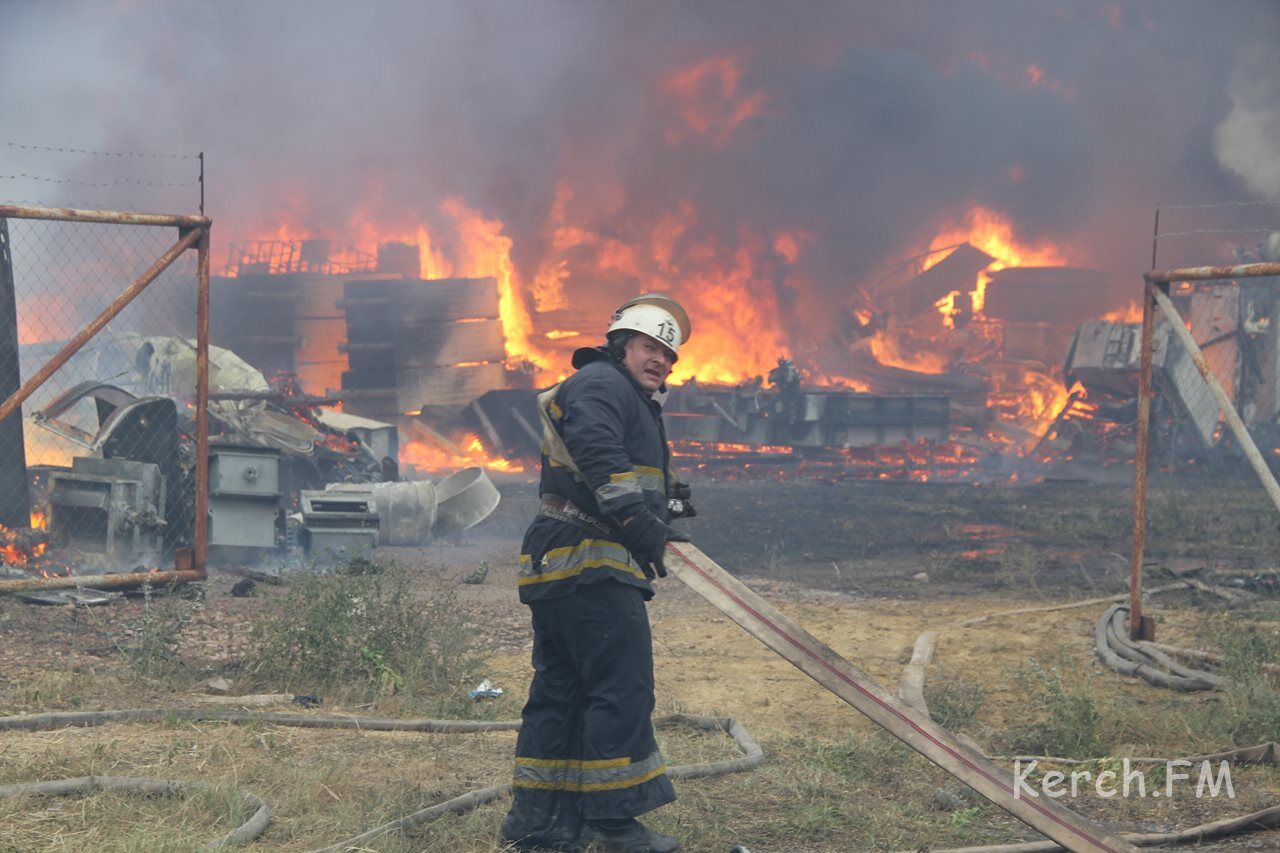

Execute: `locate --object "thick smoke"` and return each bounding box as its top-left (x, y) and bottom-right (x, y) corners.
top-left (1215, 48), bottom-right (1280, 201)
top-left (2, 0), bottom-right (1278, 359)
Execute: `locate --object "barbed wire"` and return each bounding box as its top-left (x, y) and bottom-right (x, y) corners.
top-left (0, 173), bottom-right (198, 188)
top-left (2, 141), bottom-right (198, 160)
top-left (1159, 200), bottom-right (1280, 211)
top-left (1156, 228), bottom-right (1279, 239)
top-left (0, 198), bottom-right (146, 212)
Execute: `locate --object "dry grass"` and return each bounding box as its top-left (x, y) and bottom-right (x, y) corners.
top-left (2, 494), bottom-right (1280, 850)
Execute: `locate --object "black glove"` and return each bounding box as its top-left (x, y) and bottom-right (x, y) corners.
top-left (616, 508), bottom-right (691, 580)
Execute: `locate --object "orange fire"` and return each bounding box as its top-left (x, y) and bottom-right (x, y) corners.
top-left (442, 197), bottom-right (548, 371)
top-left (663, 56), bottom-right (768, 149)
top-left (1018, 369), bottom-right (1073, 437)
top-left (0, 523), bottom-right (48, 567)
top-left (934, 291), bottom-right (962, 330)
top-left (1100, 300), bottom-right (1142, 323)
top-left (400, 433), bottom-right (526, 476)
top-left (229, 175), bottom-right (1091, 474)
top-left (922, 205), bottom-right (1069, 314)
top-left (868, 329), bottom-right (948, 374)
top-left (671, 239), bottom-right (793, 384)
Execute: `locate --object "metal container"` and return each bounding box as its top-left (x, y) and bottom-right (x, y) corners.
top-left (207, 443), bottom-right (281, 553)
top-left (300, 489), bottom-right (380, 563)
top-left (326, 479), bottom-right (437, 546)
top-left (208, 443), bottom-right (281, 497)
top-left (302, 527), bottom-right (377, 562)
top-left (48, 457), bottom-right (166, 567)
top-left (434, 467), bottom-right (500, 536)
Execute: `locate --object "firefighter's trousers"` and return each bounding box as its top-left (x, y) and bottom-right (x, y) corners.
top-left (503, 580), bottom-right (676, 847)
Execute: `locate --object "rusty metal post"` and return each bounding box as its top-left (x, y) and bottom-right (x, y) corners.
top-left (0, 205), bottom-right (209, 230)
top-left (1129, 280), bottom-right (1157, 641)
top-left (0, 569), bottom-right (206, 595)
top-left (1148, 262), bottom-right (1280, 282)
top-left (0, 227), bottom-right (202, 426)
top-left (194, 227), bottom-right (211, 573)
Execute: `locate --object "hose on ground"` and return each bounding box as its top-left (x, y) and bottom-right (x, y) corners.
top-left (927, 803), bottom-right (1280, 852)
top-left (0, 707), bottom-right (764, 851)
top-left (0, 775), bottom-right (271, 851)
top-left (897, 600), bottom-right (1280, 851)
top-left (1094, 604), bottom-right (1224, 691)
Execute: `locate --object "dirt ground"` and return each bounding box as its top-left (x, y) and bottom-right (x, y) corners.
top-left (0, 476), bottom-right (1278, 851)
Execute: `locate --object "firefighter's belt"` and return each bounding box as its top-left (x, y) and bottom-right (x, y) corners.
top-left (538, 495), bottom-right (616, 539)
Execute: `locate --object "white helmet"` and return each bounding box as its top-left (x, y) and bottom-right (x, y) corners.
top-left (607, 294), bottom-right (692, 359)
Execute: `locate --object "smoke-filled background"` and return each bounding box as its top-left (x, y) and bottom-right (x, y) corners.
top-left (3, 0), bottom-right (1279, 382)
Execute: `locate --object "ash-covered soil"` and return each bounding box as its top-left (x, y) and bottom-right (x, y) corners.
top-left (486, 473), bottom-right (1280, 599)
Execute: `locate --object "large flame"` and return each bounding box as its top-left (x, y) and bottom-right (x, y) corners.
top-left (400, 433), bottom-right (525, 476)
top-left (868, 329), bottom-right (948, 374)
top-left (442, 197), bottom-right (546, 371)
top-left (923, 205), bottom-right (1069, 314)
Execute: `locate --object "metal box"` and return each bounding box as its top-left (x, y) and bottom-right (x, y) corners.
top-left (208, 443), bottom-right (281, 551)
top-left (301, 527), bottom-right (377, 562)
top-left (299, 489), bottom-right (379, 564)
top-left (209, 444), bottom-right (281, 497)
top-left (208, 501), bottom-right (278, 550)
top-left (300, 491), bottom-right (378, 528)
top-left (48, 457), bottom-right (166, 567)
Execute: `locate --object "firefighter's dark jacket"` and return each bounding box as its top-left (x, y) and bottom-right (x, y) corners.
top-left (518, 346), bottom-right (671, 604)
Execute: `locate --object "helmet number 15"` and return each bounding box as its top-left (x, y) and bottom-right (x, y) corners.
top-left (656, 320), bottom-right (677, 345)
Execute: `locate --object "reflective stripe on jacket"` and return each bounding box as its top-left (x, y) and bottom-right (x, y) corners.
top-left (518, 347), bottom-right (671, 604)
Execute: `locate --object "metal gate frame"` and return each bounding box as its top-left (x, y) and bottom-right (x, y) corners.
top-left (0, 204), bottom-right (212, 586)
top-left (1129, 260), bottom-right (1280, 639)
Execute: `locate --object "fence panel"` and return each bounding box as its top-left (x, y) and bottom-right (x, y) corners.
top-left (1130, 258), bottom-right (1280, 636)
top-left (0, 208), bottom-right (208, 582)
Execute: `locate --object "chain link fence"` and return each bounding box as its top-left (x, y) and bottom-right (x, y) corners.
top-left (0, 207), bottom-right (209, 584)
top-left (1130, 251), bottom-right (1280, 637)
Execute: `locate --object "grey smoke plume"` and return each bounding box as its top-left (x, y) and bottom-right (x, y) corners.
top-left (2, 0), bottom-right (1279, 365)
top-left (1216, 49), bottom-right (1280, 200)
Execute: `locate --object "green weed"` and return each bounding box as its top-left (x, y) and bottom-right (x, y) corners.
top-left (248, 557), bottom-right (482, 710)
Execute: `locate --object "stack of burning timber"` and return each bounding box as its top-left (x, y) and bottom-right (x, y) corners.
top-left (339, 274), bottom-right (507, 419)
top-left (214, 240), bottom-right (511, 421)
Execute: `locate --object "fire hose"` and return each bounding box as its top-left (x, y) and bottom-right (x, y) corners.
top-left (663, 542), bottom-right (1137, 853)
top-left (896, 600), bottom-right (1280, 851)
top-left (0, 708), bottom-right (762, 850)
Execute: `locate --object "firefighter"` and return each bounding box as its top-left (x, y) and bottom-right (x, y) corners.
top-left (501, 294), bottom-right (696, 852)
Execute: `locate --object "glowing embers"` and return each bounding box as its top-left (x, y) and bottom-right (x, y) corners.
top-left (0, 521), bottom-right (49, 567)
top-left (670, 439), bottom-right (983, 483)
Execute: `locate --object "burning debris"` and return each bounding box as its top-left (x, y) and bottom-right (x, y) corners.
top-left (195, 218), bottom-right (1176, 483)
top-left (201, 204), bottom-right (1122, 483)
top-left (1, 323), bottom-right (502, 590)
top-left (1040, 234), bottom-right (1280, 471)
